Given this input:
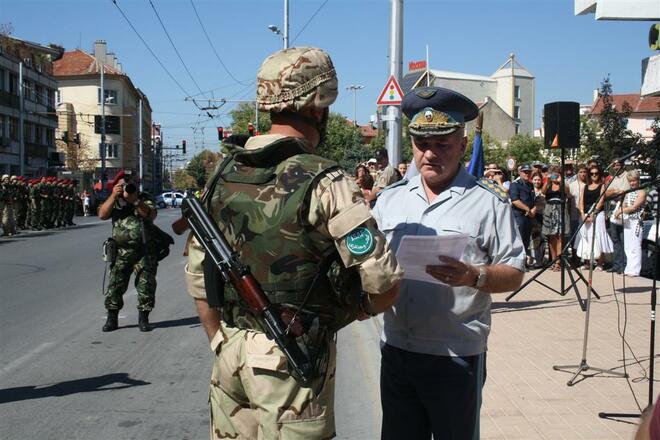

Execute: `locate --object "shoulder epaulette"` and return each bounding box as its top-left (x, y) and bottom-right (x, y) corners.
top-left (476, 178), bottom-right (509, 202)
top-left (376, 178), bottom-right (408, 198)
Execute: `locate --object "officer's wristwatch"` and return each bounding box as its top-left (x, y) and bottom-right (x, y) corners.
top-left (473, 266), bottom-right (487, 289)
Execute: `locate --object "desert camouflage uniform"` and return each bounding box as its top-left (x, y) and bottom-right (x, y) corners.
top-left (185, 45), bottom-right (402, 440)
top-left (104, 193), bottom-right (158, 311)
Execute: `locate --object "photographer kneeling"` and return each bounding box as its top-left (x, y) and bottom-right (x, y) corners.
top-left (99, 170), bottom-right (159, 332)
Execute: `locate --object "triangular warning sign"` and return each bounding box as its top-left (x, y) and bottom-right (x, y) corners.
top-left (551, 133), bottom-right (559, 148)
top-left (376, 75), bottom-right (404, 105)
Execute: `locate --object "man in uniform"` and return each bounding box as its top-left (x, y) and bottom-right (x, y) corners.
top-left (1, 174), bottom-right (16, 236)
top-left (99, 170), bottom-right (159, 332)
top-left (184, 46), bottom-right (402, 439)
top-left (509, 163), bottom-right (537, 257)
top-left (373, 86), bottom-right (525, 440)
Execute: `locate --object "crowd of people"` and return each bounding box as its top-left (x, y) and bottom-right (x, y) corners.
top-left (477, 158), bottom-right (650, 277)
top-left (0, 174), bottom-right (77, 237)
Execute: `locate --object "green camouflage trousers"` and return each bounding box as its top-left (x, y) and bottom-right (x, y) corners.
top-left (104, 247), bottom-right (158, 311)
top-left (209, 322), bottom-right (337, 439)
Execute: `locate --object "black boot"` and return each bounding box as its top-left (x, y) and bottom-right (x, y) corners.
top-left (138, 310), bottom-right (152, 332)
top-left (102, 310), bottom-right (119, 332)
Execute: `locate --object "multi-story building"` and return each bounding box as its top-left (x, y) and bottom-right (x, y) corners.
top-left (0, 35), bottom-right (63, 176)
top-left (588, 92), bottom-right (660, 142)
top-left (53, 40), bottom-right (153, 188)
top-left (400, 54), bottom-right (535, 142)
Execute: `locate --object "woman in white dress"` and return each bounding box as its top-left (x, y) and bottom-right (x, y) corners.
top-left (576, 165), bottom-right (613, 270)
top-left (614, 170), bottom-right (646, 277)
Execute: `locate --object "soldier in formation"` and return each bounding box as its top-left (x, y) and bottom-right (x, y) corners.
top-left (0, 175), bottom-right (78, 237)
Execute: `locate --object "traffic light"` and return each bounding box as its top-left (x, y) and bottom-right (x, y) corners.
top-left (217, 126), bottom-right (224, 141)
top-left (182, 139), bottom-right (187, 154)
top-left (248, 123), bottom-right (255, 137)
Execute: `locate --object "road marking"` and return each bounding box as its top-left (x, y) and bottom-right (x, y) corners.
top-left (0, 342), bottom-right (55, 376)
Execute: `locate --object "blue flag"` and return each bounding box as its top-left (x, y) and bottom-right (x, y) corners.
top-left (468, 131), bottom-right (484, 178)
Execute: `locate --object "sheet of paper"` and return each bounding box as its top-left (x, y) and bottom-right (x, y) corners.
top-left (395, 234), bottom-right (470, 285)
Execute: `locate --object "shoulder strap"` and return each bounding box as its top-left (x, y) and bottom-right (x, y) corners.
top-left (477, 178), bottom-right (509, 202)
top-left (202, 154), bottom-right (234, 212)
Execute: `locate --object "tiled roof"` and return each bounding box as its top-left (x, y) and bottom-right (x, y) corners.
top-left (590, 93), bottom-right (660, 115)
top-left (53, 49), bottom-right (122, 76)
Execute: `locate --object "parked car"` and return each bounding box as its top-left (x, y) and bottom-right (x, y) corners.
top-left (161, 191), bottom-right (185, 207)
top-left (154, 194), bottom-right (166, 209)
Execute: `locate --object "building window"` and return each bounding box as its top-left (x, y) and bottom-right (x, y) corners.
top-left (106, 143), bottom-right (119, 158)
top-left (56, 89), bottom-right (62, 105)
top-left (35, 85), bottom-right (44, 104)
top-left (46, 128), bottom-right (54, 146)
top-left (8, 73), bottom-right (17, 95)
top-left (98, 88), bottom-right (118, 105)
top-left (94, 115), bottom-right (121, 134)
top-left (0, 69), bottom-right (5, 92)
top-left (513, 105), bottom-right (520, 120)
top-left (9, 118), bottom-right (18, 140)
top-left (514, 85), bottom-right (521, 100)
top-left (514, 124), bottom-right (520, 135)
top-left (0, 116), bottom-right (5, 138)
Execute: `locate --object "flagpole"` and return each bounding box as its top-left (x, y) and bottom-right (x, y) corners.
top-left (426, 44), bottom-right (430, 86)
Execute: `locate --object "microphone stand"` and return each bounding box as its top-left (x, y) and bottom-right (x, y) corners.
top-left (552, 183), bottom-right (627, 385)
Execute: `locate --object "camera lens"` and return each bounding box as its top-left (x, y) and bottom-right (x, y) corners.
top-left (124, 183), bottom-right (137, 194)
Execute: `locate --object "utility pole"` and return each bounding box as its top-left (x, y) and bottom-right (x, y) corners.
top-left (100, 63), bottom-right (107, 193)
top-left (18, 61), bottom-right (24, 176)
top-left (138, 98), bottom-right (143, 191)
top-left (385, 0), bottom-right (403, 166)
top-left (346, 85), bottom-right (364, 126)
top-left (284, 0), bottom-right (289, 49)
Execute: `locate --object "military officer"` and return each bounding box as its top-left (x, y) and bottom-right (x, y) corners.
top-left (184, 47), bottom-right (403, 439)
top-left (373, 87), bottom-right (526, 440)
top-left (98, 170), bottom-right (159, 332)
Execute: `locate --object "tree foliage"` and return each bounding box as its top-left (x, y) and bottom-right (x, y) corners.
top-left (316, 112), bottom-right (371, 172)
top-left (229, 102), bottom-right (271, 135)
top-left (186, 149), bottom-right (222, 188)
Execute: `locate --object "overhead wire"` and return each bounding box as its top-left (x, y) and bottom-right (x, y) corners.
top-left (189, 0), bottom-right (250, 86)
top-left (147, 0), bottom-right (207, 97)
top-left (110, 0), bottom-right (191, 98)
top-left (290, 0), bottom-right (331, 46)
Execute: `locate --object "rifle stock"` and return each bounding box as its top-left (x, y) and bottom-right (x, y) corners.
top-left (181, 197), bottom-right (315, 386)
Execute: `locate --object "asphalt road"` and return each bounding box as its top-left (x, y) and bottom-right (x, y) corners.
top-left (0, 209), bottom-right (383, 440)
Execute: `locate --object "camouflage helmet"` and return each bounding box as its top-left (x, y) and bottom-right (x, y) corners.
top-left (256, 47), bottom-right (338, 113)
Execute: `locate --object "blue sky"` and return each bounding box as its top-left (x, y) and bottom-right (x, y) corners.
top-left (0, 0), bottom-right (654, 156)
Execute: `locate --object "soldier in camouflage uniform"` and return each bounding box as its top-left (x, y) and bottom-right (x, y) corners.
top-left (184, 47), bottom-right (403, 439)
top-left (15, 177), bottom-right (28, 229)
top-left (99, 170), bottom-right (159, 332)
top-left (1, 175), bottom-right (16, 236)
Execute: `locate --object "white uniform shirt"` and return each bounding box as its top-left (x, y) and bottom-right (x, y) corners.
top-left (372, 167), bottom-right (525, 357)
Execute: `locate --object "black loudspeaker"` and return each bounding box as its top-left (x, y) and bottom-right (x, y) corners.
top-left (544, 101), bottom-right (580, 149)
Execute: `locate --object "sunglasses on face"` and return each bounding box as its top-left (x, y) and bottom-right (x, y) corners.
top-left (590, 172), bottom-right (600, 176)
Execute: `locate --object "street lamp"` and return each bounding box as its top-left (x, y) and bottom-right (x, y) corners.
top-left (346, 85), bottom-right (364, 126)
top-left (268, 25), bottom-right (285, 49)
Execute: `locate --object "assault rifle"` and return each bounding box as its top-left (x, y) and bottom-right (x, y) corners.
top-left (181, 197), bottom-right (315, 386)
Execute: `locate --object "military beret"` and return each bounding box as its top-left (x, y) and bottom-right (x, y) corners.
top-left (402, 87), bottom-right (479, 137)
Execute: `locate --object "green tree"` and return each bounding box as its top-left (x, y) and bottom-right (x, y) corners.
top-left (186, 149), bottom-right (222, 188)
top-left (316, 112), bottom-right (368, 172)
top-left (465, 130), bottom-right (503, 165)
top-left (229, 102), bottom-right (271, 135)
top-left (368, 115), bottom-right (413, 165)
top-left (173, 168), bottom-right (196, 189)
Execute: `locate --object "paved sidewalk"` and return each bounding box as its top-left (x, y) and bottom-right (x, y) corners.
top-left (483, 266), bottom-right (657, 439)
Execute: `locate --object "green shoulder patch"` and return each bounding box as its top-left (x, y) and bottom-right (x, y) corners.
top-left (345, 227), bottom-right (374, 256)
top-left (477, 178), bottom-right (509, 202)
